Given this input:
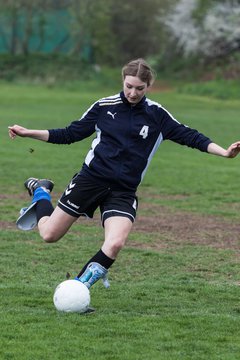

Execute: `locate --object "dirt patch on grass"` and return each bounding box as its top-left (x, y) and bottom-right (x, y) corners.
top-left (149, 81), bottom-right (174, 93)
top-left (131, 202), bottom-right (240, 251)
top-left (2, 193), bottom-right (240, 251)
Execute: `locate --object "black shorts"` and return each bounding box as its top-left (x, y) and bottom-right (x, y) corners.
top-left (58, 173), bottom-right (138, 225)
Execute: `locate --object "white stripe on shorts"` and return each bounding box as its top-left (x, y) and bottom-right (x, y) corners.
top-left (101, 209), bottom-right (135, 222)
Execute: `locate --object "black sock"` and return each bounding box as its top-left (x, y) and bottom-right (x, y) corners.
top-left (77, 249), bottom-right (115, 277)
top-left (36, 199), bottom-right (54, 222)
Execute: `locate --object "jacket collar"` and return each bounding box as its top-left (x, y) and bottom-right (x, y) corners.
top-left (120, 91), bottom-right (146, 107)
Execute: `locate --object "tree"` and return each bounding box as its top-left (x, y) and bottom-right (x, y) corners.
top-left (69, 0), bottom-right (116, 63)
top-left (163, 0), bottom-right (240, 60)
top-left (110, 0), bottom-right (171, 64)
top-left (201, 1), bottom-right (240, 58)
top-left (0, 0), bottom-right (176, 66)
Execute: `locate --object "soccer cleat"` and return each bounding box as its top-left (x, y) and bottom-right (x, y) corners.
top-left (16, 202), bottom-right (37, 230)
top-left (82, 306), bottom-right (95, 314)
top-left (76, 262), bottom-right (110, 289)
top-left (24, 177), bottom-right (54, 196)
top-left (19, 207), bottom-right (28, 217)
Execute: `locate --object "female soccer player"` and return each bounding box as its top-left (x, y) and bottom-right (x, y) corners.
top-left (8, 58), bottom-right (240, 289)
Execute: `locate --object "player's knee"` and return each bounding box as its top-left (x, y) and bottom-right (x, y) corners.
top-left (41, 230), bottom-right (60, 243)
top-left (109, 237), bottom-right (126, 254)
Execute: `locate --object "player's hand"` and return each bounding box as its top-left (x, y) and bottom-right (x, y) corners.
top-left (8, 125), bottom-right (29, 139)
top-left (226, 141), bottom-right (240, 158)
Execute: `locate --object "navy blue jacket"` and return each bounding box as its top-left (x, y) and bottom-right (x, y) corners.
top-left (48, 91), bottom-right (212, 190)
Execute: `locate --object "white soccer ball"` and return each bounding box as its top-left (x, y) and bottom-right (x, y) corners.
top-left (53, 280), bottom-right (90, 313)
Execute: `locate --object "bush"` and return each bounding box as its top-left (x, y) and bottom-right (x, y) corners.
top-left (0, 54), bottom-right (95, 82)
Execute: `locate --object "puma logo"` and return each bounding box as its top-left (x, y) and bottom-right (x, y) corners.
top-left (107, 111), bottom-right (117, 119)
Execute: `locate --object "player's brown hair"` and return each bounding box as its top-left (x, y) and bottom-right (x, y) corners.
top-left (122, 58), bottom-right (156, 87)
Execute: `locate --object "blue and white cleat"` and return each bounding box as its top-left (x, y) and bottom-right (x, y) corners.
top-left (16, 177), bottom-right (54, 231)
top-left (76, 262), bottom-right (110, 289)
top-left (16, 202), bottom-right (38, 230)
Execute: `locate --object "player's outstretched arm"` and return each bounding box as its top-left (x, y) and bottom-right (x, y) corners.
top-left (8, 125), bottom-right (49, 142)
top-left (207, 141), bottom-right (240, 158)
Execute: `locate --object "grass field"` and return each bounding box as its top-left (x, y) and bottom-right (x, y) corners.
top-left (1, 80), bottom-right (240, 360)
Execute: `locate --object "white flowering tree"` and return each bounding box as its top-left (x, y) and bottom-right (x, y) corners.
top-left (164, 0), bottom-right (240, 59)
top-left (202, 2), bottom-right (240, 57)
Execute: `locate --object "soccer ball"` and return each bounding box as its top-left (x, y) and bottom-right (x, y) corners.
top-left (53, 280), bottom-right (90, 313)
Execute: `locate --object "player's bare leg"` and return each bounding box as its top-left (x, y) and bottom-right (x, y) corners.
top-left (38, 206), bottom-right (77, 242)
top-left (76, 216), bottom-right (133, 288)
top-left (102, 216), bottom-right (133, 259)
top-left (19, 177), bottom-right (77, 241)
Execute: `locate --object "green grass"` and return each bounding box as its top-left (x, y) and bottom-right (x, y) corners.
top-left (1, 81), bottom-right (240, 360)
top-left (177, 79), bottom-right (240, 100)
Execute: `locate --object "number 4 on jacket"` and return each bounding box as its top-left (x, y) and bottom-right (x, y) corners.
top-left (139, 125), bottom-right (149, 139)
